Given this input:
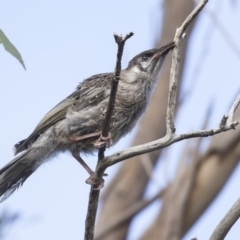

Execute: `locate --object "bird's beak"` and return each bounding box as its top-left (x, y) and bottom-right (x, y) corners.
top-left (152, 41), bottom-right (175, 61)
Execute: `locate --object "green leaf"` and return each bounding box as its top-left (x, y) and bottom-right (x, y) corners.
top-left (0, 28), bottom-right (26, 70)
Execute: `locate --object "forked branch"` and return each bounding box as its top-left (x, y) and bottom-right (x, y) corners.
top-left (84, 0), bottom-right (240, 239)
top-left (92, 0), bottom-right (238, 179)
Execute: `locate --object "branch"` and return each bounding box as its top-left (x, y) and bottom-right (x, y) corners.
top-left (84, 32), bottom-right (133, 240)
top-left (101, 95), bottom-right (239, 166)
top-left (227, 94), bottom-right (240, 125)
top-left (85, 1), bottom-right (239, 238)
top-left (101, 32), bottom-right (134, 140)
top-left (210, 197), bottom-right (240, 240)
top-left (92, 0), bottom-right (240, 178)
top-left (166, 0), bottom-right (208, 135)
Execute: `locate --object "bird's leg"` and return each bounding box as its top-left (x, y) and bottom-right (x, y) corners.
top-left (70, 131), bottom-right (102, 142)
top-left (71, 149), bottom-right (94, 175)
top-left (71, 149), bottom-right (107, 190)
top-left (70, 130), bottom-right (112, 149)
top-left (94, 132), bottom-right (112, 148)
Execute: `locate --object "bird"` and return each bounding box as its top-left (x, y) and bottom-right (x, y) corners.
top-left (0, 41), bottom-right (175, 202)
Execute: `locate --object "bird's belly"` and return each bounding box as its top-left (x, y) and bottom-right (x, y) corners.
top-left (53, 98), bottom-right (147, 153)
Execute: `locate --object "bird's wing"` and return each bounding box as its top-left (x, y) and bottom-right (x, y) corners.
top-left (14, 73), bottom-right (113, 154)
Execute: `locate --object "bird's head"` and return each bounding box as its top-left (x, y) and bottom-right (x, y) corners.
top-left (125, 41), bottom-right (175, 82)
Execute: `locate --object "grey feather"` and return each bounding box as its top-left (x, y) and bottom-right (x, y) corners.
top-left (0, 41), bottom-right (175, 202)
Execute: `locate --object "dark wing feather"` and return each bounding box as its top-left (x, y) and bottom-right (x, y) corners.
top-left (14, 73), bottom-right (113, 155)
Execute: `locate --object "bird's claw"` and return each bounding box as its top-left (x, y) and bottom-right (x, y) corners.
top-left (94, 133), bottom-right (112, 148)
top-left (85, 174), bottom-right (105, 190)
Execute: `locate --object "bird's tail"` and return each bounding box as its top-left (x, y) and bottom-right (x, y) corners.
top-left (0, 134), bottom-right (58, 202)
top-left (0, 151), bottom-right (35, 202)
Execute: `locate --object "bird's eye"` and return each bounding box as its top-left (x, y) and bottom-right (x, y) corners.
top-left (141, 55), bottom-right (149, 61)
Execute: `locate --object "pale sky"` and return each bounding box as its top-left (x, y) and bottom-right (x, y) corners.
top-left (0, 0), bottom-right (240, 239)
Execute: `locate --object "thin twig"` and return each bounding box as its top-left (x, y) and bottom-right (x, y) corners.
top-left (166, 0), bottom-right (208, 134)
top-left (84, 32), bottom-right (133, 240)
top-left (173, 0), bottom-right (208, 41)
top-left (93, 0), bottom-right (226, 171)
top-left (101, 117), bottom-right (238, 167)
top-left (92, 20), bottom-right (240, 171)
top-left (85, 1), bottom-right (239, 238)
top-left (227, 94), bottom-right (240, 125)
top-left (91, 0), bottom-right (239, 177)
top-left (210, 197), bottom-right (240, 240)
top-left (102, 32), bottom-right (134, 140)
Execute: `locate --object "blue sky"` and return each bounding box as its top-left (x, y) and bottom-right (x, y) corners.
top-left (0, 0), bottom-right (240, 239)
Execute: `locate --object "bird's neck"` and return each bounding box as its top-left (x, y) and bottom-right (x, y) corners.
top-left (119, 69), bottom-right (158, 97)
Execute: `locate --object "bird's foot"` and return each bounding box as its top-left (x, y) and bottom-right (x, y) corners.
top-left (86, 173), bottom-right (105, 190)
top-left (71, 149), bottom-right (108, 189)
top-left (94, 133), bottom-right (112, 148)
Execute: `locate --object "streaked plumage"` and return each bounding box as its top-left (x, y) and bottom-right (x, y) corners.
top-left (0, 41), bottom-right (174, 202)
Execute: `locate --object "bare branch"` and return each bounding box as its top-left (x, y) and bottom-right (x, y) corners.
top-left (174, 0), bottom-right (208, 41)
top-left (210, 197), bottom-right (240, 240)
top-left (96, 1), bottom-right (197, 236)
top-left (84, 32), bottom-right (133, 240)
top-left (91, 0), bottom-right (239, 181)
top-left (102, 32), bottom-right (134, 140)
top-left (227, 94), bottom-right (240, 125)
top-left (88, 1), bottom-right (239, 238)
top-left (101, 117), bottom-right (237, 165)
top-left (166, 0), bottom-right (208, 134)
